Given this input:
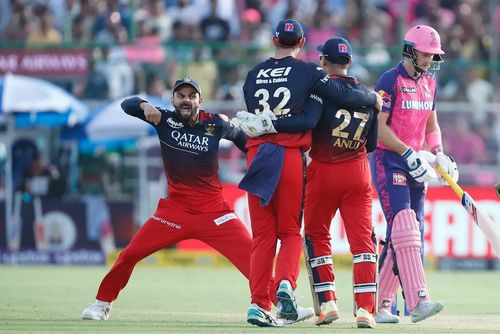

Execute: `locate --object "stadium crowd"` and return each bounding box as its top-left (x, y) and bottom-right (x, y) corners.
top-left (0, 0), bottom-right (499, 170)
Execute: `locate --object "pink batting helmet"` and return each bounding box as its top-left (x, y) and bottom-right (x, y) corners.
top-left (404, 25), bottom-right (444, 55)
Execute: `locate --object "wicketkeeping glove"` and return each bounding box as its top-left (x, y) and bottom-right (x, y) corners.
top-left (402, 148), bottom-right (437, 183)
top-left (231, 110), bottom-right (257, 130)
top-left (235, 111), bottom-right (258, 122)
top-left (238, 110), bottom-right (277, 138)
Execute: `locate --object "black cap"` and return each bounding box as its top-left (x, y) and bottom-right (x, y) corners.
top-left (173, 77), bottom-right (202, 95)
top-left (317, 37), bottom-right (352, 65)
top-left (275, 19), bottom-right (304, 47)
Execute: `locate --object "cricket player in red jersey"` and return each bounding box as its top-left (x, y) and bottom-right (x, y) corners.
top-left (240, 37), bottom-right (382, 328)
top-left (238, 20), bottom-right (378, 327)
top-left (81, 78), bottom-right (297, 321)
top-left (303, 38), bottom-right (379, 328)
top-left (372, 25), bottom-right (458, 324)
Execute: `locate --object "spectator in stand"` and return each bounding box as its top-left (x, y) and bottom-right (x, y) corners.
top-left (146, 0), bottom-right (173, 41)
top-left (2, 3), bottom-right (32, 42)
top-left (173, 47), bottom-right (218, 99)
top-left (462, 65), bottom-right (495, 125)
top-left (169, 0), bottom-right (200, 26)
top-left (200, 0), bottom-right (231, 42)
top-left (238, 8), bottom-right (271, 48)
top-left (94, 11), bottom-right (129, 43)
top-left (72, 14), bottom-right (91, 44)
top-left (304, 5), bottom-right (338, 61)
top-left (477, 116), bottom-right (499, 166)
top-left (195, 0), bottom-right (239, 37)
top-left (0, 0), bottom-right (10, 33)
top-left (444, 115), bottom-right (488, 166)
top-left (27, 4), bottom-right (62, 45)
top-left (94, 46), bottom-right (135, 99)
top-left (147, 75), bottom-right (170, 100)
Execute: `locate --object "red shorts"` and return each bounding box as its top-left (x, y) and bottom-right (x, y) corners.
top-left (96, 196), bottom-right (251, 302)
top-left (305, 157), bottom-right (374, 254)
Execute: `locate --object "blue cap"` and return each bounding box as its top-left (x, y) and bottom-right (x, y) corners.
top-left (317, 37), bottom-right (352, 65)
top-left (173, 77), bottom-right (201, 95)
top-left (275, 19), bottom-right (304, 47)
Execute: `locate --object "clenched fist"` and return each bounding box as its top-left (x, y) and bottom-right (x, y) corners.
top-left (141, 102), bottom-right (162, 125)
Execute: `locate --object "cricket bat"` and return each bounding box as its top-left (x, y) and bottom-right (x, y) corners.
top-left (435, 164), bottom-right (500, 258)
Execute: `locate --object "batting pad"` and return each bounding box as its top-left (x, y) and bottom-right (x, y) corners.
top-left (392, 209), bottom-right (429, 311)
top-left (377, 251), bottom-right (400, 310)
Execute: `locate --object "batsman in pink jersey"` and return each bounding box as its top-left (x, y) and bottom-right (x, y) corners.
top-left (371, 25), bottom-right (459, 324)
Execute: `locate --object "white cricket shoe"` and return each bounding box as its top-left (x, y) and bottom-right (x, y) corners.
top-left (279, 306), bottom-right (315, 325)
top-left (410, 300), bottom-right (444, 323)
top-left (356, 307), bottom-right (376, 329)
top-left (276, 280), bottom-right (298, 321)
top-left (315, 300), bottom-right (339, 326)
top-left (374, 307), bottom-right (400, 323)
top-left (82, 300), bottom-right (112, 320)
top-left (247, 303), bottom-right (283, 327)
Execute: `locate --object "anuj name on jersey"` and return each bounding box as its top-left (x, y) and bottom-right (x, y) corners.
top-left (255, 67), bottom-right (291, 84)
top-left (333, 137), bottom-right (362, 150)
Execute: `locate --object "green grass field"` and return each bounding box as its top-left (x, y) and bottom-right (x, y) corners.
top-left (1, 265), bottom-right (499, 333)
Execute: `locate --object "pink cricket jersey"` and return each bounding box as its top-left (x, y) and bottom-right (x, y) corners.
top-left (374, 62), bottom-right (437, 152)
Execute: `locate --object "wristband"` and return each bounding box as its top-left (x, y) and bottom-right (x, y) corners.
top-left (425, 131), bottom-right (442, 154)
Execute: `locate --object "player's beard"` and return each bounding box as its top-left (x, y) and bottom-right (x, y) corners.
top-left (175, 103), bottom-right (199, 123)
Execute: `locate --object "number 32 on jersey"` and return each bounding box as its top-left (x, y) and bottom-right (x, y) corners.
top-left (254, 87), bottom-right (291, 116)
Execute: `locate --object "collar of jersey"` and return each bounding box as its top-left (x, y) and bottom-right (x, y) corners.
top-left (397, 62), bottom-right (412, 78)
top-left (328, 73), bottom-right (358, 84)
top-left (173, 110), bottom-right (201, 127)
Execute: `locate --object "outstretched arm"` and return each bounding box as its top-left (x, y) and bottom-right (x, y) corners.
top-left (272, 94), bottom-right (324, 133)
top-left (222, 116), bottom-right (247, 153)
top-left (234, 94), bottom-right (323, 137)
top-left (121, 97), bottom-right (162, 125)
top-left (121, 96), bottom-right (145, 118)
top-left (314, 79), bottom-right (377, 108)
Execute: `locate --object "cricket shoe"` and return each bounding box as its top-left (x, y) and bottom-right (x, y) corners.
top-left (247, 303), bottom-right (283, 327)
top-left (356, 307), bottom-right (376, 329)
top-left (276, 280), bottom-right (298, 321)
top-left (315, 300), bottom-right (339, 326)
top-left (410, 300), bottom-right (444, 323)
top-left (374, 308), bottom-right (400, 323)
top-left (82, 300), bottom-right (112, 320)
top-left (278, 306), bottom-right (315, 325)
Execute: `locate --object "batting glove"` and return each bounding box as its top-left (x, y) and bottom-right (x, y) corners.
top-left (435, 152), bottom-right (459, 184)
top-left (239, 110), bottom-right (277, 138)
top-left (402, 148), bottom-right (437, 183)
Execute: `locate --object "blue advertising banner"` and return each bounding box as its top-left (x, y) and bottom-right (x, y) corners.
top-left (0, 198), bottom-right (134, 265)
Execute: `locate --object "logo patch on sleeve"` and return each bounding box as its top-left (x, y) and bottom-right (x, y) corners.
top-left (393, 172), bottom-right (407, 185)
top-left (214, 213), bottom-right (238, 226)
top-left (378, 89), bottom-right (392, 108)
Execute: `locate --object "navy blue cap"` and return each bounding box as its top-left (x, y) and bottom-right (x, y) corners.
top-left (173, 77), bottom-right (201, 95)
top-left (317, 37), bottom-right (352, 65)
top-left (275, 19), bottom-right (304, 47)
